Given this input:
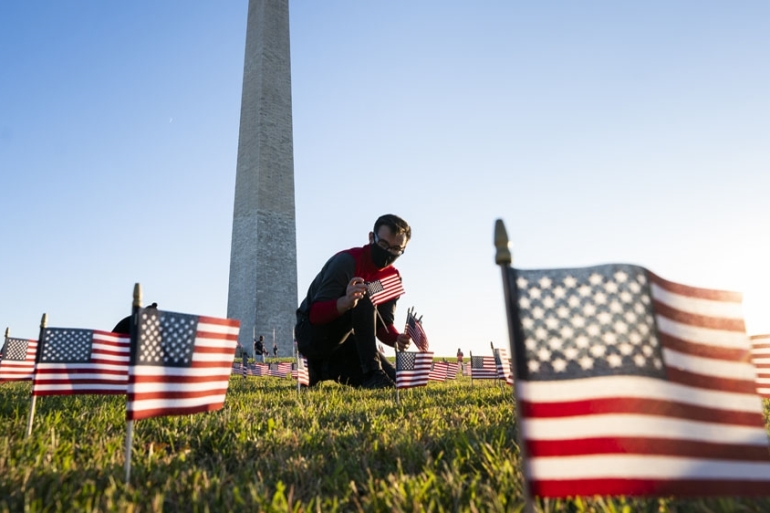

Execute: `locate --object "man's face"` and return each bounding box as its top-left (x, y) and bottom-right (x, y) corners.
top-left (370, 226), bottom-right (408, 256)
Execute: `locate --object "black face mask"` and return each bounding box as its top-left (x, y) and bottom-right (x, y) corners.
top-left (370, 243), bottom-right (399, 268)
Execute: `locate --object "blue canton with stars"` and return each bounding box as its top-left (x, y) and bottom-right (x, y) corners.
top-left (2, 338), bottom-right (29, 361)
top-left (40, 329), bottom-right (93, 363)
top-left (136, 309), bottom-right (198, 367)
top-left (512, 263), bottom-right (665, 381)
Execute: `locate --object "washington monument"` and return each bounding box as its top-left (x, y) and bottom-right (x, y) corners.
top-left (228, 0), bottom-right (297, 356)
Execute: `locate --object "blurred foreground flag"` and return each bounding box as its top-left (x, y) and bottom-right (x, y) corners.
top-left (0, 337), bottom-right (37, 382)
top-left (396, 351), bottom-right (433, 389)
top-left (127, 308), bottom-right (240, 421)
top-left (750, 334), bottom-right (770, 398)
top-left (33, 329), bottom-right (129, 395)
top-left (366, 271), bottom-right (405, 306)
top-left (506, 263), bottom-right (770, 496)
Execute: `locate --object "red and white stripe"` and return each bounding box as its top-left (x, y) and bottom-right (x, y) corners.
top-left (749, 334), bottom-right (770, 398)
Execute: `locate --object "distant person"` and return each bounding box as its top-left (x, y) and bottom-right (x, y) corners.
top-left (112, 302), bottom-right (157, 335)
top-left (295, 214), bottom-right (413, 389)
top-left (254, 335), bottom-right (266, 363)
top-left (272, 341), bottom-right (278, 357)
top-left (456, 347), bottom-right (464, 364)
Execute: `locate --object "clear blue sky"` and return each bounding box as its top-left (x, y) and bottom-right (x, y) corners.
top-left (1, 1), bottom-right (768, 358)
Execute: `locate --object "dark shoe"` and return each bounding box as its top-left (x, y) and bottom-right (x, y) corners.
top-left (360, 369), bottom-right (395, 389)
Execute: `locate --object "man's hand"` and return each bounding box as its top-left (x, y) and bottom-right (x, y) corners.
top-left (396, 332), bottom-right (411, 351)
top-left (337, 277), bottom-right (367, 314)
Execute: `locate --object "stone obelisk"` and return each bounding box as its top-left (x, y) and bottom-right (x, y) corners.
top-left (228, 0), bottom-right (297, 357)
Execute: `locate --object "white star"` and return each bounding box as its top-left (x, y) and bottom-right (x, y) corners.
top-left (594, 291), bottom-right (607, 304)
top-left (553, 286), bottom-right (566, 299)
top-left (629, 282), bottom-right (641, 294)
top-left (564, 346), bottom-right (579, 360)
top-left (618, 342), bottom-right (633, 355)
top-left (634, 354), bottom-right (647, 367)
top-left (560, 326), bottom-right (574, 339)
top-left (613, 320), bottom-right (628, 334)
top-left (570, 315), bottom-right (586, 328)
top-left (604, 281), bottom-right (618, 294)
top-left (629, 332), bottom-right (642, 344)
top-left (519, 297), bottom-right (531, 309)
top-left (579, 356), bottom-right (594, 369)
top-left (543, 296), bottom-right (555, 308)
top-left (602, 332), bottom-right (617, 344)
top-left (535, 327), bottom-right (548, 340)
top-left (597, 311), bottom-right (612, 325)
top-left (522, 318), bottom-right (534, 329)
top-left (528, 360), bottom-right (540, 373)
top-left (640, 295), bottom-right (650, 305)
top-left (637, 274), bottom-right (647, 285)
top-left (590, 344), bottom-right (606, 357)
top-left (589, 273), bottom-right (603, 285)
top-left (532, 307), bottom-right (545, 319)
top-left (642, 345), bottom-right (653, 357)
top-left (609, 300), bottom-right (622, 313)
top-left (525, 339), bottom-right (537, 350)
top-left (575, 335), bottom-right (590, 348)
top-left (614, 271), bottom-right (628, 283)
top-left (537, 347), bottom-right (551, 361)
top-left (649, 335), bottom-right (659, 347)
top-left (639, 324), bottom-right (649, 335)
top-left (548, 337), bottom-right (562, 350)
top-left (634, 303), bottom-right (645, 314)
top-left (578, 285), bottom-right (592, 297)
top-left (517, 277), bottom-right (529, 289)
top-left (619, 291), bottom-right (633, 303)
top-left (583, 303), bottom-right (597, 316)
top-left (553, 358), bottom-right (568, 372)
top-left (568, 295), bottom-right (581, 308)
top-left (529, 287), bottom-right (542, 299)
top-left (624, 311), bottom-right (637, 323)
top-left (653, 358), bottom-right (663, 369)
top-left (539, 276), bottom-right (552, 289)
top-left (607, 354), bottom-right (623, 367)
top-left (564, 276), bottom-right (577, 288)
top-left (544, 316), bottom-right (559, 329)
top-left (557, 306), bottom-right (570, 318)
top-left (586, 324), bottom-right (600, 336)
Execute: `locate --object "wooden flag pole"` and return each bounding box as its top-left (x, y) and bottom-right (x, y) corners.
top-left (495, 219), bottom-right (534, 513)
top-left (124, 282), bottom-right (142, 484)
top-left (26, 313), bottom-right (46, 438)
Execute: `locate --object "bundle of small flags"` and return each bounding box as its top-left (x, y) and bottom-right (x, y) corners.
top-left (404, 307), bottom-right (429, 352)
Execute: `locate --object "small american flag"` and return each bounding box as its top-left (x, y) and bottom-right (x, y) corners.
top-left (269, 362), bottom-right (292, 378)
top-left (493, 347), bottom-right (514, 386)
top-left (406, 313), bottom-right (429, 352)
top-left (470, 355), bottom-right (497, 380)
top-left (750, 334), bottom-right (770, 398)
top-left (296, 354), bottom-right (309, 386)
top-left (396, 351), bottom-right (433, 389)
top-left (32, 329), bottom-right (129, 396)
top-left (428, 361), bottom-right (449, 382)
top-left (0, 337), bottom-right (38, 382)
top-left (251, 362), bottom-right (269, 377)
top-left (127, 308), bottom-right (240, 421)
top-left (446, 362), bottom-right (459, 380)
top-left (366, 271), bottom-right (405, 306)
top-left (507, 263), bottom-right (770, 497)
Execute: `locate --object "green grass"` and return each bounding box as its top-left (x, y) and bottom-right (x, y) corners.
top-left (1, 377), bottom-right (769, 512)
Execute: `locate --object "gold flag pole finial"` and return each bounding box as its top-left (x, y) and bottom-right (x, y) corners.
top-left (494, 219), bottom-right (512, 266)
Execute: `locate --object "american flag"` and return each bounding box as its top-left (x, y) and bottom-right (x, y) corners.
top-left (446, 362), bottom-right (459, 380)
top-left (296, 354), bottom-right (309, 386)
top-left (396, 351), bottom-right (433, 389)
top-left (406, 314), bottom-right (429, 352)
top-left (251, 362), bottom-right (269, 377)
top-left (127, 308), bottom-right (240, 421)
top-left (428, 361), bottom-right (449, 381)
top-left (269, 362), bottom-right (292, 378)
top-left (470, 355), bottom-right (497, 380)
top-left (365, 271), bottom-right (405, 306)
top-left (750, 334), bottom-right (770, 398)
top-left (507, 263), bottom-right (770, 497)
top-left (32, 329), bottom-right (129, 396)
top-left (0, 337), bottom-right (38, 382)
top-left (493, 347), bottom-right (514, 386)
